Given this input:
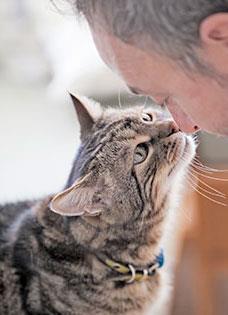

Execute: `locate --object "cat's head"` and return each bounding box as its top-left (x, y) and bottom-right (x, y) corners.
top-left (50, 94), bottom-right (196, 226)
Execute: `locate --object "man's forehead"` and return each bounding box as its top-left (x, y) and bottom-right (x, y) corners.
top-left (90, 22), bottom-right (146, 73)
top-left (90, 22), bottom-right (175, 95)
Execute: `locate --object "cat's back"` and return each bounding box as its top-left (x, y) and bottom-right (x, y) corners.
top-left (0, 201), bottom-right (35, 315)
top-left (0, 200), bottom-right (35, 244)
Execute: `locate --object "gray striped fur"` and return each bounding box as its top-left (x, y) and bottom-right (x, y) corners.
top-left (0, 95), bottom-right (196, 315)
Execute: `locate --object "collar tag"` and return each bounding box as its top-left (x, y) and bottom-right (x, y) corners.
top-left (100, 249), bottom-right (164, 284)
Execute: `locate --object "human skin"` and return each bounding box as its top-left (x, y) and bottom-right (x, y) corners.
top-left (87, 13), bottom-right (228, 135)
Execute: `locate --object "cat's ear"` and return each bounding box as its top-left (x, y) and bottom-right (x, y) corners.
top-left (69, 93), bottom-right (102, 140)
top-left (49, 175), bottom-right (102, 217)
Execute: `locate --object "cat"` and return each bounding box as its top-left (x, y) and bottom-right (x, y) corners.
top-left (0, 94), bottom-right (196, 315)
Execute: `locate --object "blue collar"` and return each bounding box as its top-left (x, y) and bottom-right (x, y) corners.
top-left (155, 249), bottom-right (164, 268)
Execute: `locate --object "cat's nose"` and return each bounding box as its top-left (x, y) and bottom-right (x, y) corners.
top-left (169, 120), bottom-right (180, 135)
top-left (157, 119), bottom-right (181, 138)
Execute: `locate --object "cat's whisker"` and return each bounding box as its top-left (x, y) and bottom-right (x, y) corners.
top-left (193, 156), bottom-right (228, 173)
top-left (186, 171), bottom-right (226, 199)
top-left (178, 156), bottom-right (226, 198)
top-left (191, 163), bottom-right (214, 174)
top-left (179, 154), bottom-right (226, 196)
top-left (184, 172), bottom-right (227, 207)
top-left (164, 146), bottom-right (227, 206)
top-left (191, 134), bottom-right (200, 145)
top-left (188, 169), bottom-right (226, 198)
top-left (190, 158), bottom-right (214, 174)
top-left (118, 90), bottom-right (122, 109)
top-left (139, 212), bottom-right (146, 233)
top-left (182, 208), bottom-right (193, 224)
top-left (143, 96), bottom-right (149, 109)
top-left (192, 161), bottom-right (219, 173)
top-left (186, 180), bottom-right (227, 207)
top-left (190, 164), bottom-right (228, 182)
top-left (193, 157), bottom-right (216, 172)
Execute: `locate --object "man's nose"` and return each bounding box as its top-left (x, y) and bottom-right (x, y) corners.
top-left (152, 95), bottom-right (167, 105)
top-left (165, 98), bottom-right (200, 133)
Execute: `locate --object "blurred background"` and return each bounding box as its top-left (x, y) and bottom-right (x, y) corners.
top-left (0, 1), bottom-right (228, 314)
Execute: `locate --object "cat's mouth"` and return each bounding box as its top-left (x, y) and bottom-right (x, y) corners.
top-left (165, 132), bottom-right (196, 172)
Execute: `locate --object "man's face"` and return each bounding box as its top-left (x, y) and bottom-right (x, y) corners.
top-left (90, 23), bottom-right (228, 135)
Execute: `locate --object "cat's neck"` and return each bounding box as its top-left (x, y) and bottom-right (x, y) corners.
top-left (69, 213), bottom-right (164, 268)
top-left (36, 198), bottom-right (165, 269)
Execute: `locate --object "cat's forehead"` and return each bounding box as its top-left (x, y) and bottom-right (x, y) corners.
top-left (102, 106), bottom-right (163, 122)
top-left (90, 105), bottom-right (169, 144)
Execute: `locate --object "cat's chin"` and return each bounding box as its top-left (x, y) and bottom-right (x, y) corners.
top-left (166, 132), bottom-right (196, 177)
top-left (181, 135), bottom-right (196, 164)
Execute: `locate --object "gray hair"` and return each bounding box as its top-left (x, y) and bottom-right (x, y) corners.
top-left (69, 0), bottom-right (228, 77)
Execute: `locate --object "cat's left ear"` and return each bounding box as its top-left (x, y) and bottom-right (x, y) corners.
top-left (69, 93), bottom-right (102, 141)
top-left (49, 174), bottom-right (103, 217)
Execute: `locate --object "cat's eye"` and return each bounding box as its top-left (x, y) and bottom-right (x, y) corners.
top-left (142, 112), bottom-right (153, 122)
top-left (134, 143), bottom-right (149, 164)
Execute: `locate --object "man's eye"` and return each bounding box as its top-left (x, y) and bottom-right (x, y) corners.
top-left (128, 86), bottom-right (141, 95)
top-left (134, 143), bottom-right (149, 164)
top-left (142, 113), bottom-right (153, 122)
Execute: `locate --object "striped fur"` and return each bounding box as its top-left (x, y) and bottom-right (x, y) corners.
top-left (0, 96), bottom-right (196, 315)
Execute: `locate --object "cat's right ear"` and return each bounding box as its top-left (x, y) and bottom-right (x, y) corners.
top-left (69, 93), bottom-right (102, 141)
top-left (49, 174), bottom-right (104, 217)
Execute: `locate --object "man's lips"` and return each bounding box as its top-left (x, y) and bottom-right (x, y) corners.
top-left (165, 98), bottom-right (199, 133)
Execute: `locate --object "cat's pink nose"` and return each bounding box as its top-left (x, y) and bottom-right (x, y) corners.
top-left (169, 120), bottom-right (180, 134)
top-left (156, 119), bottom-right (181, 138)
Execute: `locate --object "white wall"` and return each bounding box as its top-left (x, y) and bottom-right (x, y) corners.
top-left (0, 0), bottom-right (126, 203)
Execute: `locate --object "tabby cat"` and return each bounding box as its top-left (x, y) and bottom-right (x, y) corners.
top-left (0, 94), bottom-right (196, 315)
